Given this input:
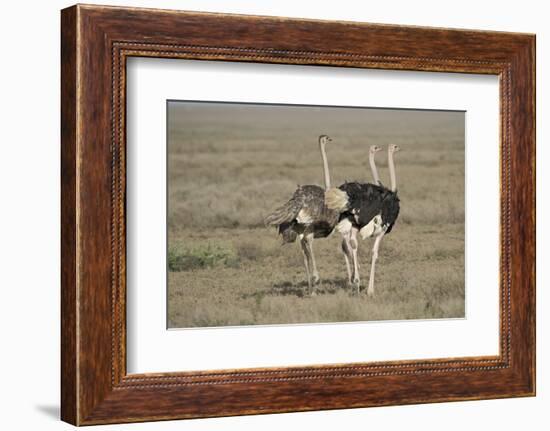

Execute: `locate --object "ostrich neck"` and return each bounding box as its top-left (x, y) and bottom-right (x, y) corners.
top-left (369, 151), bottom-right (380, 185)
top-left (388, 149), bottom-right (397, 192)
top-left (320, 142), bottom-right (331, 189)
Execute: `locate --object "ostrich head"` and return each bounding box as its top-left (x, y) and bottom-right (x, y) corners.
top-left (318, 135), bottom-right (332, 145)
top-left (389, 144), bottom-right (401, 153)
top-left (369, 145), bottom-right (382, 154)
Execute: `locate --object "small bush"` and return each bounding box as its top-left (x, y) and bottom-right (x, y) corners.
top-left (168, 244), bottom-right (239, 271)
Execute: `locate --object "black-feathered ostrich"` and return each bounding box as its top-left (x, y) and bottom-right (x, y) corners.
top-left (337, 144), bottom-right (382, 288)
top-left (265, 135), bottom-right (340, 296)
top-left (326, 144), bottom-right (401, 296)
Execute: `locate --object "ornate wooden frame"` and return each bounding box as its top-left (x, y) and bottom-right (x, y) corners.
top-left (61, 4), bottom-right (535, 425)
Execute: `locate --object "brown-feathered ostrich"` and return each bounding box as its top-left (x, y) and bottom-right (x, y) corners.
top-left (265, 135), bottom-right (340, 296)
top-left (326, 144), bottom-right (401, 296)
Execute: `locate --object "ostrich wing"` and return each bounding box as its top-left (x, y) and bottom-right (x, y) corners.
top-left (296, 185), bottom-right (329, 223)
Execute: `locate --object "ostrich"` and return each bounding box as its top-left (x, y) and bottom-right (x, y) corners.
top-left (339, 145), bottom-right (382, 288)
top-left (265, 135), bottom-right (340, 296)
top-left (326, 144), bottom-right (401, 296)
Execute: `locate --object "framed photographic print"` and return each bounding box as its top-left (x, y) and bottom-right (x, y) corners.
top-left (61, 4), bottom-right (535, 425)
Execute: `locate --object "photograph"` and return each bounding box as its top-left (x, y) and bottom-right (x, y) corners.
top-left (167, 101), bottom-right (466, 328)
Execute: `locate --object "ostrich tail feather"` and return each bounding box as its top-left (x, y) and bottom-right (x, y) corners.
top-left (325, 187), bottom-right (349, 211)
top-left (264, 199), bottom-right (299, 226)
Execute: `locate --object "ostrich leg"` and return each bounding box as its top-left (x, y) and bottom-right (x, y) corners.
top-left (341, 238), bottom-right (353, 284)
top-left (299, 234), bottom-right (313, 295)
top-left (367, 232), bottom-right (384, 297)
top-left (305, 233), bottom-right (319, 295)
top-left (349, 227), bottom-right (361, 295)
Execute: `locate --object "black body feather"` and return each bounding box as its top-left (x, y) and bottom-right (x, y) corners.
top-left (338, 182), bottom-right (400, 234)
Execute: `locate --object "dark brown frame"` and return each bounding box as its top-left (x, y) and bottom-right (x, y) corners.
top-left (61, 4), bottom-right (535, 426)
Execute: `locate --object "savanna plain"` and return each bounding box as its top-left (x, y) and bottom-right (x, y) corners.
top-left (167, 103), bottom-right (465, 328)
